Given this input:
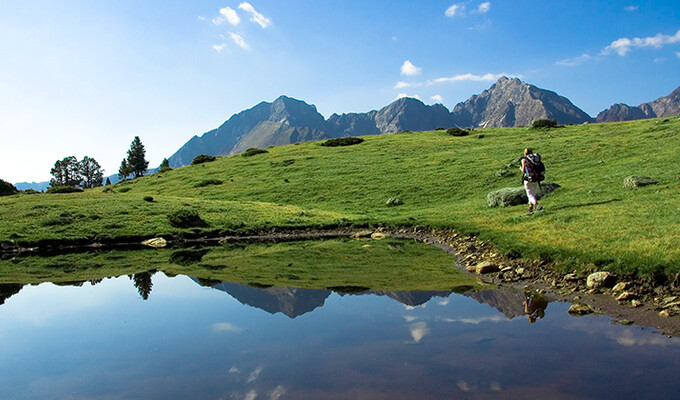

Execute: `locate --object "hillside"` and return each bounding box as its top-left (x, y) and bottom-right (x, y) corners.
top-left (2, 116), bottom-right (679, 277)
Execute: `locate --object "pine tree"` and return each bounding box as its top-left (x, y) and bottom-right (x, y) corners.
top-left (118, 158), bottom-right (131, 179)
top-left (79, 156), bottom-right (105, 188)
top-left (159, 158), bottom-right (171, 172)
top-left (105, 177), bottom-right (112, 185)
top-left (126, 136), bottom-right (149, 178)
top-left (50, 156), bottom-right (81, 187)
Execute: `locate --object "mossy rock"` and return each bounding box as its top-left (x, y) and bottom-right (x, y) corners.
top-left (167, 209), bottom-right (208, 228)
top-left (487, 182), bottom-right (560, 207)
top-left (623, 176), bottom-right (659, 188)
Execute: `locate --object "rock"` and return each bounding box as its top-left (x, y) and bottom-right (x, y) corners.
top-left (623, 176), bottom-right (660, 188)
top-left (466, 265), bottom-right (477, 272)
top-left (370, 232), bottom-right (387, 240)
top-left (352, 230), bottom-right (373, 239)
top-left (362, 244), bottom-right (373, 248)
top-left (660, 310), bottom-right (671, 318)
top-left (500, 266), bottom-right (513, 272)
top-left (141, 237), bottom-right (167, 248)
top-left (475, 261), bottom-right (499, 274)
top-left (612, 282), bottom-right (627, 292)
top-left (663, 296), bottom-right (679, 304)
top-left (515, 267), bottom-right (525, 275)
top-left (486, 182), bottom-right (561, 207)
top-left (616, 291), bottom-right (637, 302)
top-left (564, 273), bottom-right (579, 282)
top-left (586, 272), bottom-right (616, 289)
top-left (386, 197), bottom-right (403, 206)
top-left (631, 300), bottom-right (643, 308)
top-left (568, 304), bottom-right (594, 316)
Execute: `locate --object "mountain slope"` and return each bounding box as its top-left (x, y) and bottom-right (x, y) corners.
top-left (451, 77), bottom-right (593, 128)
top-left (597, 86), bottom-right (680, 122)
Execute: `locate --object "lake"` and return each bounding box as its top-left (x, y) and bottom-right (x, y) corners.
top-left (0, 240), bottom-right (679, 399)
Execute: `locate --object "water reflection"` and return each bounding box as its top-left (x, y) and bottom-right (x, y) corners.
top-left (0, 273), bottom-right (679, 400)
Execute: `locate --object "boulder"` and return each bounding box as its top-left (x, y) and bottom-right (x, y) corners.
top-left (612, 282), bottom-right (627, 292)
top-left (568, 303), bottom-right (594, 316)
top-left (142, 237), bottom-right (167, 248)
top-left (352, 230), bottom-right (373, 239)
top-left (386, 197), bottom-right (403, 206)
top-left (623, 176), bottom-right (659, 188)
top-left (487, 182), bottom-right (560, 207)
top-left (586, 271), bottom-right (616, 289)
top-left (475, 261), bottom-right (499, 274)
top-left (370, 232), bottom-right (387, 240)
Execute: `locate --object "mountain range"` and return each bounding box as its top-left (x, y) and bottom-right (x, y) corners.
top-left (15, 77), bottom-right (680, 188)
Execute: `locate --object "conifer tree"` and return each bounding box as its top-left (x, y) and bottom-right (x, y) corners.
top-left (159, 158), bottom-right (171, 172)
top-left (79, 156), bottom-right (105, 188)
top-left (126, 136), bottom-right (149, 178)
top-left (50, 156), bottom-right (81, 187)
top-left (118, 158), bottom-right (132, 179)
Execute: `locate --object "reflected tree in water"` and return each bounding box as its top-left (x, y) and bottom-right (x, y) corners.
top-left (131, 270), bottom-right (156, 300)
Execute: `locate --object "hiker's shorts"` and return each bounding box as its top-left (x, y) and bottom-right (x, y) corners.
top-left (524, 181), bottom-right (539, 204)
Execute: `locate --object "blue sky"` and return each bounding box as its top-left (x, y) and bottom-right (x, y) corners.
top-left (1, 1), bottom-right (678, 183)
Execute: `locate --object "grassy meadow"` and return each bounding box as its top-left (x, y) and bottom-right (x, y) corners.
top-left (1, 116), bottom-right (679, 277)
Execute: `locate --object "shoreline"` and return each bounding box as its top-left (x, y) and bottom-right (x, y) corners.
top-left (2, 225), bottom-right (679, 335)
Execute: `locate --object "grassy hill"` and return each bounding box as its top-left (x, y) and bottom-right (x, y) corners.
top-left (2, 116), bottom-right (679, 277)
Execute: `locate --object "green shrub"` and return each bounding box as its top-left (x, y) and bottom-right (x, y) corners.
top-left (243, 148), bottom-right (268, 157)
top-left (191, 154), bottom-right (217, 165)
top-left (321, 137), bottom-right (364, 147)
top-left (167, 209), bottom-right (208, 228)
top-left (194, 179), bottom-right (223, 188)
top-left (531, 119), bottom-right (559, 129)
top-left (159, 158), bottom-right (172, 172)
top-left (0, 179), bottom-right (18, 196)
top-left (46, 186), bottom-right (83, 194)
top-left (435, 127), bottom-right (446, 131)
top-left (447, 127), bottom-right (469, 136)
top-left (143, 196), bottom-right (154, 202)
top-left (21, 189), bottom-right (40, 195)
top-left (118, 187), bottom-right (131, 193)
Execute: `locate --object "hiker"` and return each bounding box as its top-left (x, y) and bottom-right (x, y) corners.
top-left (521, 147), bottom-right (544, 214)
top-left (523, 290), bottom-right (548, 323)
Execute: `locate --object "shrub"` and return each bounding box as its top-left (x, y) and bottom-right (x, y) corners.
top-left (118, 187), bottom-right (131, 193)
top-left (159, 158), bottom-right (172, 172)
top-left (194, 179), bottom-right (223, 188)
top-left (143, 196), bottom-right (154, 202)
top-left (531, 119), bottom-right (559, 129)
top-left (243, 148), bottom-right (268, 157)
top-left (46, 186), bottom-right (83, 194)
top-left (435, 127), bottom-right (446, 131)
top-left (167, 209), bottom-right (208, 228)
top-left (191, 154), bottom-right (217, 165)
top-left (0, 179), bottom-right (18, 196)
top-left (21, 189), bottom-right (40, 195)
top-left (321, 137), bottom-right (364, 147)
top-left (447, 127), bottom-right (469, 137)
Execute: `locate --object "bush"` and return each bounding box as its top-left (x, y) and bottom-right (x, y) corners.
top-left (447, 127), bottom-right (469, 137)
top-left (159, 158), bottom-right (172, 172)
top-left (46, 186), bottom-right (83, 194)
top-left (191, 154), bottom-right (217, 165)
top-left (194, 179), bottom-right (223, 188)
top-left (21, 189), bottom-right (40, 195)
top-left (143, 196), bottom-right (154, 202)
top-left (321, 137), bottom-right (364, 147)
top-left (531, 119), bottom-right (559, 129)
top-left (167, 209), bottom-right (208, 228)
top-left (117, 187), bottom-right (131, 193)
top-left (0, 179), bottom-right (18, 196)
top-left (243, 148), bottom-right (268, 157)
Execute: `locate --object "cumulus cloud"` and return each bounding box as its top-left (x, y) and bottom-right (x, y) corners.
top-left (213, 43), bottom-right (227, 53)
top-left (430, 73), bottom-right (515, 84)
top-left (431, 94), bottom-right (444, 103)
top-left (395, 93), bottom-right (421, 101)
top-left (400, 60), bottom-right (422, 76)
top-left (476, 2), bottom-right (491, 13)
top-left (624, 5), bottom-right (639, 12)
top-left (213, 6), bottom-right (240, 26)
top-left (445, 4), bottom-right (465, 17)
top-left (239, 2), bottom-right (271, 28)
top-left (409, 321), bottom-right (429, 343)
top-left (229, 32), bottom-right (250, 50)
top-left (556, 53), bottom-right (593, 67)
top-left (601, 28), bottom-right (680, 56)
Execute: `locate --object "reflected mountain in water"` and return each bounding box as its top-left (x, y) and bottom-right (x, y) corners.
top-left (466, 287), bottom-right (530, 319)
top-left (0, 284), bottom-right (23, 306)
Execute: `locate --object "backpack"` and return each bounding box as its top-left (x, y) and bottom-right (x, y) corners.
top-left (524, 153), bottom-right (545, 182)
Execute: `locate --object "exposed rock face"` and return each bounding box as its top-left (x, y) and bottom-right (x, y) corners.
top-left (451, 77), bottom-right (593, 128)
top-left (596, 86), bottom-right (680, 123)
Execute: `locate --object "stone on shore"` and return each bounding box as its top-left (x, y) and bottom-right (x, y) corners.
top-left (141, 237), bottom-right (167, 248)
top-left (475, 261), bottom-right (499, 274)
top-left (568, 304), bottom-right (594, 316)
top-left (586, 271), bottom-right (616, 289)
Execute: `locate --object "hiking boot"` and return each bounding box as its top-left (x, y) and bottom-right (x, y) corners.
top-left (527, 205), bottom-right (534, 214)
top-left (535, 204), bottom-right (543, 211)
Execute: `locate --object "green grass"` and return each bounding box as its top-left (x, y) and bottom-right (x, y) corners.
top-left (2, 116), bottom-right (679, 277)
top-left (0, 238), bottom-right (488, 291)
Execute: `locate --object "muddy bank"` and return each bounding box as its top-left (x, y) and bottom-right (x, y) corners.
top-left (3, 225), bottom-right (679, 335)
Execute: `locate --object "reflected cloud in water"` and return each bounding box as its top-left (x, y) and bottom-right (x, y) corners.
top-left (212, 322), bottom-right (244, 333)
top-left (409, 321), bottom-right (430, 343)
top-left (438, 315), bottom-right (507, 324)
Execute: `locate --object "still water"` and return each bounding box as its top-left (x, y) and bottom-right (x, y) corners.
top-left (1, 273), bottom-right (679, 399)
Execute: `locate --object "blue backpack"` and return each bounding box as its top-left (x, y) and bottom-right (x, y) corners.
top-left (524, 153), bottom-right (545, 182)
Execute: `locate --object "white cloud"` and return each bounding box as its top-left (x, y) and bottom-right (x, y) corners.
top-left (229, 366), bottom-right (241, 374)
top-left (212, 43), bottom-right (227, 53)
top-left (403, 315), bottom-right (418, 322)
top-left (229, 32), bottom-right (250, 50)
top-left (624, 5), bottom-right (639, 12)
top-left (476, 2), bottom-right (491, 13)
top-left (457, 380), bottom-right (473, 392)
top-left (601, 29), bottom-right (680, 56)
top-left (409, 321), bottom-right (429, 343)
top-left (556, 53), bottom-right (593, 67)
top-left (430, 73), bottom-right (515, 84)
top-left (212, 322), bottom-right (244, 332)
top-left (214, 6), bottom-right (240, 26)
top-left (197, 16), bottom-right (206, 21)
top-left (654, 57), bottom-right (666, 63)
top-left (400, 60), bottom-right (422, 76)
top-left (395, 93), bottom-right (421, 101)
top-left (439, 315), bottom-right (506, 324)
top-left (244, 390), bottom-right (257, 400)
top-left (445, 4), bottom-right (465, 17)
top-left (431, 94), bottom-right (444, 103)
top-left (270, 386), bottom-right (286, 400)
top-left (246, 366), bottom-right (263, 383)
top-left (394, 81), bottom-right (411, 89)
top-left (238, 2), bottom-right (271, 29)
top-left (677, 51), bottom-right (680, 58)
